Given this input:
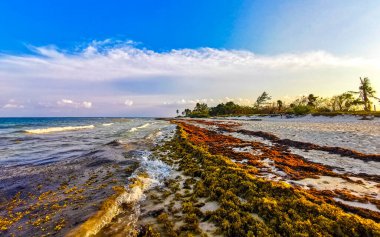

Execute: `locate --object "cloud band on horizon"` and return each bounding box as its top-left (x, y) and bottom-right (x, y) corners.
top-left (0, 40), bottom-right (379, 116)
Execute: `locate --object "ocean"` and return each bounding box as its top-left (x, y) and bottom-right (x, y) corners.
top-left (0, 117), bottom-right (175, 236)
top-left (0, 117), bottom-right (171, 167)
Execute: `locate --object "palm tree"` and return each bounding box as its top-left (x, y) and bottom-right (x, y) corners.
top-left (276, 100), bottom-right (283, 111)
top-left (351, 77), bottom-right (378, 111)
top-left (333, 92), bottom-right (355, 111)
top-left (182, 109), bottom-right (191, 117)
top-left (255, 91), bottom-right (271, 108)
top-left (307, 94), bottom-right (318, 107)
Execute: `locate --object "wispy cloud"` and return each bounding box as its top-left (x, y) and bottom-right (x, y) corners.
top-left (124, 99), bottom-right (134, 106)
top-left (2, 99), bottom-right (24, 109)
top-left (1, 40), bottom-right (377, 82)
top-left (56, 99), bottom-right (92, 109)
top-left (0, 40), bottom-right (379, 116)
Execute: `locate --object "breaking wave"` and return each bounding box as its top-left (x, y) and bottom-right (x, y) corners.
top-left (24, 125), bottom-right (95, 134)
top-left (102, 123), bottom-right (114, 126)
top-left (67, 180), bottom-right (148, 237)
top-left (139, 150), bottom-right (171, 183)
top-left (68, 151), bottom-right (171, 237)
top-left (129, 123), bottom-right (151, 132)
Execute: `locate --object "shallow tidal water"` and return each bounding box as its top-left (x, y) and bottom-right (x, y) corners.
top-left (0, 117), bottom-right (174, 236)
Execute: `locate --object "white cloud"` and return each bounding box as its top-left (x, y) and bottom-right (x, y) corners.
top-left (163, 97), bottom-right (255, 106)
top-left (0, 40), bottom-right (379, 116)
top-left (57, 99), bottom-right (92, 109)
top-left (124, 99), bottom-right (134, 106)
top-left (3, 104), bottom-right (24, 109)
top-left (1, 41), bottom-right (378, 83)
top-left (57, 99), bottom-right (72, 106)
top-left (2, 99), bottom-right (24, 109)
top-left (82, 101), bottom-right (92, 108)
top-left (60, 99), bottom-right (74, 104)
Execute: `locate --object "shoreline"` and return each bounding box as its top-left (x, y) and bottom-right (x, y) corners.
top-left (132, 120), bottom-right (380, 236)
top-left (1, 118), bottom-right (379, 236)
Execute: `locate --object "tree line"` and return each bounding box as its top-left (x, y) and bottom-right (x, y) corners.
top-left (178, 77), bottom-right (379, 117)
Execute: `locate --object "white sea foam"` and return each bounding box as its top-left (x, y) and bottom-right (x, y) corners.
top-left (25, 125), bottom-right (95, 134)
top-left (68, 149), bottom-right (171, 237)
top-left (137, 123), bottom-right (150, 129)
top-left (82, 151), bottom-right (170, 235)
top-left (148, 124), bottom-right (176, 145)
top-left (139, 150), bottom-right (171, 185)
top-left (68, 175), bottom-right (154, 237)
top-left (129, 123), bottom-right (151, 132)
top-left (102, 123), bottom-right (113, 126)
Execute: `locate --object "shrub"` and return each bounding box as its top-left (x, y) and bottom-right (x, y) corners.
top-left (292, 105), bottom-right (311, 115)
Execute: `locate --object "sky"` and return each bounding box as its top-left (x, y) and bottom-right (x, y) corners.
top-left (0, 0), bottom-right (380, 116)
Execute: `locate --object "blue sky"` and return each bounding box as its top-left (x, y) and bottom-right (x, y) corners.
top-left (0, 0), bottom-right (243, 53)
top-left (0, 0), bottom-right (379, 116)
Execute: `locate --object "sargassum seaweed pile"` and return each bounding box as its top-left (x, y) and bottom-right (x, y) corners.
top-left (137, 120), bottom-right (380, 236)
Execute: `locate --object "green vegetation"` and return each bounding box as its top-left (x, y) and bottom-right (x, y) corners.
top-left (188, 103), bottom-right (210, 118)
top-left (350, 77), bottom-right (379, 111)
top-left (180, 77), bottom-right (380, 117)
top-left (149, 125), bottom-right (380, 236)
top-left (255, 91), bottom-right (272, 108)
top-left (276, 100), bottom-right (283, 111)
top-left (331, 92), bottom-right (356, 111)
top-left (210, 101), bottom-right (255, 117)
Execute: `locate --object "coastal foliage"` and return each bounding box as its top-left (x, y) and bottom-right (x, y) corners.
top-left (180, 78), bottom-right (380, 117)
top-left (189, 103), bottom-right (210, 118)
top-left (255, 91), bottom-right (272, 108)
top-left (210, 101), bottom-right (255, 116)
top-left (350, 77), bottom-right (379, 111)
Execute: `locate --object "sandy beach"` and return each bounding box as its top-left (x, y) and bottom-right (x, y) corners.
top-left (1, 116), bottom-right (380, 236)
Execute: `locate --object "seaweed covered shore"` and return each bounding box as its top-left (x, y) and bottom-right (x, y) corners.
top-left (134, 119), bottom-right (380, 236)
top-left (1, 118), bottom-right (379, 236)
